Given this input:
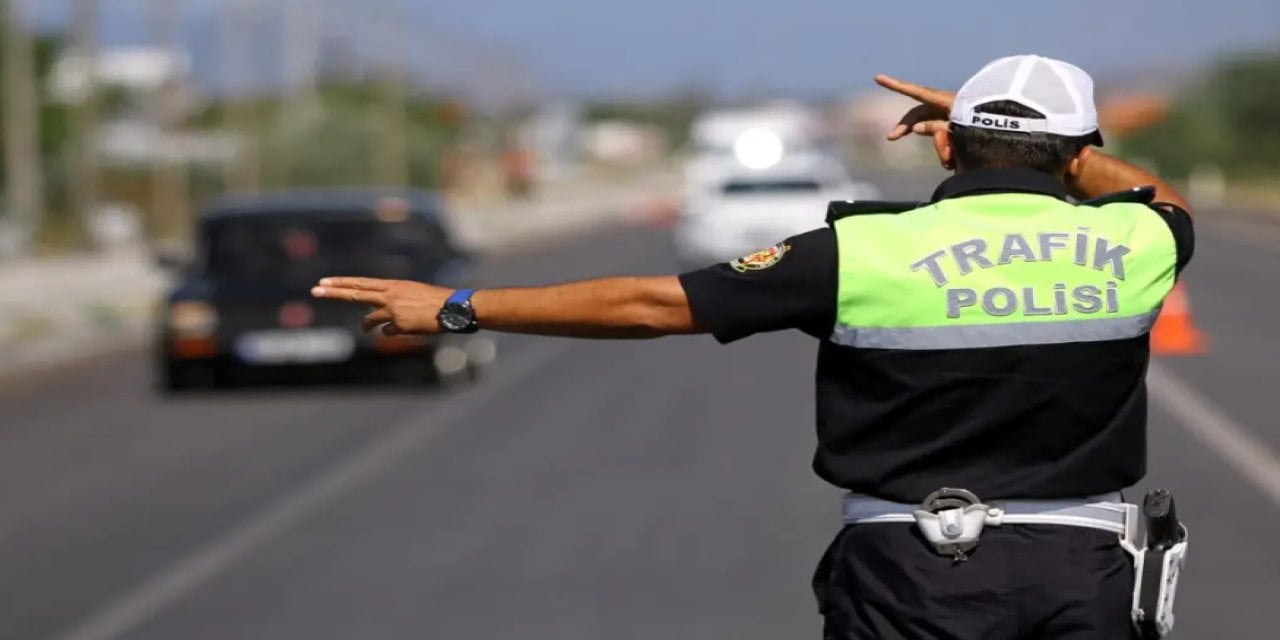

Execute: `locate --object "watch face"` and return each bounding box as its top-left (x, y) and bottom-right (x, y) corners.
top-left (439, 304), bottom-right (474, 331)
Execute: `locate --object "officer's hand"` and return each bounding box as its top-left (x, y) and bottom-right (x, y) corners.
top-left (874, 75), bottom-right (957, 140)
top-left (311, 277), bottom-right (449, 336)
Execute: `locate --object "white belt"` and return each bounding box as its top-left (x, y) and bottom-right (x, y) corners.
top-left (842, 491), bottom-right (1133, 536)
top-left (841, 489), bottom-right (1186, 638)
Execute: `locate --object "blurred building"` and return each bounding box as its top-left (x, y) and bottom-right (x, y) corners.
top-left (51, 46), bottom-right (236, 167)
top-left (518, 104), bottom-right (586, 181)
top-left (52, 46), bottom-right (193, 100)
top-left (580, 120), bottom-right (667, 166)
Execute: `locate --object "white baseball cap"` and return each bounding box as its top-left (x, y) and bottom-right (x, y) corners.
top-left (950, 54), bottom-right (1104, 145)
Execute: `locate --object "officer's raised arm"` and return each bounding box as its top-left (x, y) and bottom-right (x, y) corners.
top-left (1065, 146), bottom-right (1192, 214)
top-left (875, 72), bottom-right (1193, 214)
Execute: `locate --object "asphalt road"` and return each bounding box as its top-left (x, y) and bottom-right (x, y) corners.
top-left (1, 172), bottom-right (1278, 640)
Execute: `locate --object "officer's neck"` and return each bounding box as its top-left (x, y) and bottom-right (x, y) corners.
top-left (953, 165), bottom-right (1068, 182)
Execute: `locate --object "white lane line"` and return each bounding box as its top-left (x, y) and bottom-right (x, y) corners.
top-left (1148, 362), bottom-right (1280, 509)
top-left (53, 340), bottom-right (571, 640)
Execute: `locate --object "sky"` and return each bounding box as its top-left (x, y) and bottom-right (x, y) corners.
top-left (32, 0), bottom-right (1280, 100)
top-left (422, 0), bottom-right (1280, 97)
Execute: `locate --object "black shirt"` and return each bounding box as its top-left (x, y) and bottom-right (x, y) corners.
top-left (678, 168), bottom-right (1195, 502)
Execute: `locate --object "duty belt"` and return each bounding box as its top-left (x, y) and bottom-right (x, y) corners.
top-left (839, 487), bottom-right (1188, 639)
top-left (842, 489), bottom-right (1131, 537)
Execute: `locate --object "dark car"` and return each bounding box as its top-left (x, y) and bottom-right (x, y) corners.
top-left (155, 189), bottom-right (495, 391)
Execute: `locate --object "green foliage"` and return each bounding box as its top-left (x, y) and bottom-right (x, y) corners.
top-left (1122, 49), bottom-right (1280, 179)
top-left (246, 81), bottom-right (462, 189)
top-left (129, 79), bottom-right (463, 219)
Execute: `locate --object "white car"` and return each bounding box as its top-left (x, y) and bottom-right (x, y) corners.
top-left (674, 151), bottom-right (881, 268)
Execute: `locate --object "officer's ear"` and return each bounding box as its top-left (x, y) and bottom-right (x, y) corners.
top-left (1066, 145), bottom-right (1093, 183)
top-left (933, 129), bottom-right (955, 172)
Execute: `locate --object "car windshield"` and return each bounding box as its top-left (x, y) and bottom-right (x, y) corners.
top-left (201, 212), bottom-right (449, 283)
top-left (720, 179), bottom-right (823, 195)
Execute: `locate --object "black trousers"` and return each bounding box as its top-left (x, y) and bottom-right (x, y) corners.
top-left (812, 523), bottom-right (1137, 640)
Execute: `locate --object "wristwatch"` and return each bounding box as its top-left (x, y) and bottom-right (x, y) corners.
top-left (437, 289), bottom-right (479, 334)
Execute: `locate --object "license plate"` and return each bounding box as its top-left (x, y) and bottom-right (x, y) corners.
top-left (234, 329), bottom-right (356, 365)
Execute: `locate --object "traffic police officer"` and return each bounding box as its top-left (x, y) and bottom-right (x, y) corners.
top-left (313, 55), bottom-right (1194, 639)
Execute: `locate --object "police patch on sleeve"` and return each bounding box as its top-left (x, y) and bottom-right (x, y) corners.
top-left (729, 242), bottom-right (790, 273)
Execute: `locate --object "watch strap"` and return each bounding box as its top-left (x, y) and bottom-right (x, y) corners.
top-left (445, 288), bottom-right (476, 306)
top-left (438, 288), bottom-right (479, 334)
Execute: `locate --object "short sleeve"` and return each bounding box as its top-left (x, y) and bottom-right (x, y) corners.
top-left (677, 227), bottom-right (838, 344)
top-left (1151, 203), bottom-right (1194, 277)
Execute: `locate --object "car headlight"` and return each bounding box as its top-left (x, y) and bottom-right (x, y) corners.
top-left (733, 128), bottom-right (784, 170)
top-left (168, 301), bottom-right (218, 336)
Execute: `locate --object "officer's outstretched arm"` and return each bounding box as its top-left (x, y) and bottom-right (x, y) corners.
top-left (312, 276), bottom-right (702, 339)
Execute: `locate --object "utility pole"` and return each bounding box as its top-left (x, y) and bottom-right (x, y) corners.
top-left (220, 0), bottom-right (258, 194)
top-left (277, 0), bottom-right (320, 186)
top-left (372, 0), bottom-right (408, 188)
top-left (2, 0), bottom-right (46, 253)
top-left (148, 0), bottom-right (190, 243)
top-left (69, 0), bottom-right (100, 249)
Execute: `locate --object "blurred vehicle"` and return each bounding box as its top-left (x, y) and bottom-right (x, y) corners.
top-left (690, 103), bottom-right (824, 159)
top-left (155, 189), bottom-right (494, 391)
top-left (674, 147), bottom-right (881, 268)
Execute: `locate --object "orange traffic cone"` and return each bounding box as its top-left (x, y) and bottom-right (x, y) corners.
top-left (1151, 282), bottom-right (1207, 356)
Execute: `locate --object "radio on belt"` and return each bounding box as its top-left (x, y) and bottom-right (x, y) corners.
top-left (1124, 489), bottom-right (1189, 639)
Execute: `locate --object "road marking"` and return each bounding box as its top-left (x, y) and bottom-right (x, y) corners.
top-left (53, 340), bottom-right (572, 640)
top-left (1148, 362), bottom-right (1280, 509)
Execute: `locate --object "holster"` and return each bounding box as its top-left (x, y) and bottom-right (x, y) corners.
top-left (1120, 490), bottom-right (1189, 639)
